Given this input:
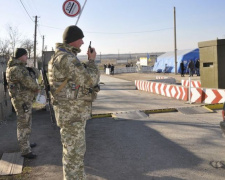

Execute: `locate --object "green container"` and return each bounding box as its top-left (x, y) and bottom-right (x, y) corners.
top-left (198, 39), bottom-right (225, 89)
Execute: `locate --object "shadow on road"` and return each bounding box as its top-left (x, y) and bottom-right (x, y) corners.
top-left (0, 109), bottom-right (63, 180)
top-left (1, 109), bottom-right (222, 180)
top-left (85, 117), bottom-right (202, 180)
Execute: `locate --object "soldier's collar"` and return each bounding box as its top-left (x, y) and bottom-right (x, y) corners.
top-left (58, 48), bottom-right (73, 55)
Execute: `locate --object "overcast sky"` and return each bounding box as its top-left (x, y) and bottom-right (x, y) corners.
top-left (1, 0), bottom-right (225, 56)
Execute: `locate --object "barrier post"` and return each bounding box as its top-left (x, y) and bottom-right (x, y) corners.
top-left (188, 76), bottom-right (192, 104)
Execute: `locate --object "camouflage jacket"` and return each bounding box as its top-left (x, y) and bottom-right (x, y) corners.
top-left (6, 57), bottom-right (39, 101)
top-left (48, 43), bottom-right (100, 102)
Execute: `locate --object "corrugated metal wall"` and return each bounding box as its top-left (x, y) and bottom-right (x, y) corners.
top-left (0, 57), bottom-right (12, 124)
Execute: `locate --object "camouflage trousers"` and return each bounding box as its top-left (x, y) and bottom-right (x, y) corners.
top-left (11, 98), bottom-right (32, 155)
top-left (54, 100), bottom-right (92, 180)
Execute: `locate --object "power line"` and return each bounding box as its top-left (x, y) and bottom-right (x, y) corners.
top-left (85, 27), bottom-right (173, 34)
top-left (39, 24), bottom-right (173, 34)
top-left (39, 24), bottom-right (63, 30)
top-left (19, 0), bottom-right (33, 22)
top-left (37, 24), bottom-right (43, 38)
top-left (23, 0), bottom-right (43, 38)
top-left (27, 0), bottom-right (39, 15)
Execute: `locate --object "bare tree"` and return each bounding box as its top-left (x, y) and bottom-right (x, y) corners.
top-left (0, 38), bottom-right (11, 61)
top-left (21, 39), bottom-right (34, 59)
top-left (0, 39), bottom-right (10, 55)
top-left (7, 24), bottom-right (21, 56)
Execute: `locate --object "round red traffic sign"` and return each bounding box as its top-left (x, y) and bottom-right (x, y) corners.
top-left (62, 0), bottom-right (81, 17)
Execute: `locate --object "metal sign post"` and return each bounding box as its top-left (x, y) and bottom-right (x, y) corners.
top-left (75, 0), bottom-right (87, 25)
top-left (188, 76), bottom-right (192, 104)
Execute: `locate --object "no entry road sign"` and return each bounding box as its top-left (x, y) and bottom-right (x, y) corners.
top-left (63, 0), bottom-right (81, 17)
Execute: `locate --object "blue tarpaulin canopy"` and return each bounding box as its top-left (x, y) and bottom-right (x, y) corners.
top-left (153, 49), bottom-right (199, 73)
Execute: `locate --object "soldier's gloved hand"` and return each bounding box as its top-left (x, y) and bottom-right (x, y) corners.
top-left (87, 48), bottom-right (96, 61)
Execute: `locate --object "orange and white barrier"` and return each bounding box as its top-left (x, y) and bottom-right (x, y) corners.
top-left (156, 76), bottom-right (170, 79)
top-left (135, 80), bottom-right (225, 104)
top-left (191, 88), bottom-right (225, 104)
top-left (135, 80), bottom-right (188, 101)
top-left (181, 80), bottom-right (201, 88)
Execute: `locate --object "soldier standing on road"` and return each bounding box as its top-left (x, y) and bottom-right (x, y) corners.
top-left (6, 48), bottom-right (39, 159)
top-left (48, 25), bottom-right (100, 180)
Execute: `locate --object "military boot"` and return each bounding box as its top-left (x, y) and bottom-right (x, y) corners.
top-left (30, 143), bottom-right (37, 148)
top-left (22, 152), bottom-right (37, 159)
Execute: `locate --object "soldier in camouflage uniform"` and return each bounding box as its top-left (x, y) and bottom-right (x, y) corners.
top-left (48, 25), bottom-right (100, 180)
top-left (6, 48), bottom-right (39, 159)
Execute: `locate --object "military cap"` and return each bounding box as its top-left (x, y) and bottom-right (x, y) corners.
top-left (63, 25), bottom-right (84, 44)
top-left (15, 48), bottom-right (27, 59)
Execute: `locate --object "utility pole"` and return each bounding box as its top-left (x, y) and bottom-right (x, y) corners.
top-left (42, 35), bottom-right (45, 69)
top-left (174, 7), bottom-right (177, 74)
top-left (34, 16), bottom-right (38, 68)
top-left (42, 35), bottom-right (45, 52)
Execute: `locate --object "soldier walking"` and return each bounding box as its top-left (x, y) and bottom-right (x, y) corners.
top-left (6, 48), bottom-right (39, 159)
top-left (48, 25), bottom-right (100, 180)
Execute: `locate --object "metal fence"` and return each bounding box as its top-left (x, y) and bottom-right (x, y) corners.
top-left (105, 66), bottom-right (154, 74)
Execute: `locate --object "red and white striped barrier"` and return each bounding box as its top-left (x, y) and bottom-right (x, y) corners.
top-left (191, 88), bottom-right (225, 104)
top-left (156, 76), bottom-right (170, 79)
top-left (135, 80), bottom-right (225, 104)
top-left (135, 80), bottom-right (188, 101)
top-left (181, 80), bottom-right (201, 88)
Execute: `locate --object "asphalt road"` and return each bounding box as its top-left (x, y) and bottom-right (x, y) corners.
top-left (0, 74), bottom-right (225, 180)
top-left (93, 75), bottom-right (193, 114)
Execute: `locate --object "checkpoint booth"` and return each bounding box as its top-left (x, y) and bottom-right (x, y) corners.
top-left (198, 39), bottom-right (225, 89)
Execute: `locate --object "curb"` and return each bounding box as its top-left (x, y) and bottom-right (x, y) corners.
top-left (92, 113), bottom-right (112, 119)
top-left (143, 108), bottom-right (177, 114)
top-left (91, 104), bottom-right (223, 119)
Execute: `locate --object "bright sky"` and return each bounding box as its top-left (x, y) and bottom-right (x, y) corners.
top-left (1, 0), bottom-right (225, 56)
